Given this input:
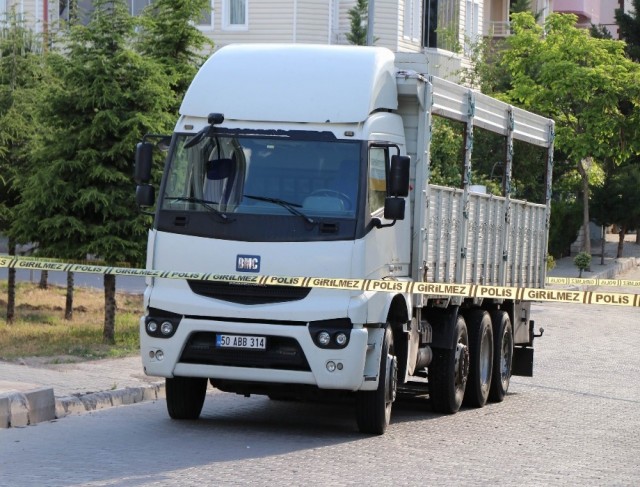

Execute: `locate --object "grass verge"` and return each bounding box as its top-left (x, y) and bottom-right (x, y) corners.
top-left (0, 281), bottom-right (141, 363)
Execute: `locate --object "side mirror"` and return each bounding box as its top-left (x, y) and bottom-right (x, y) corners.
top-left (388, 155), bottom-right (410, 197)
top-left (384, 197), bottom-right (405, 221)
top-left (135, 142), bottom-right (154, 184)
top-left (136, 184), bottom-right (155, 208)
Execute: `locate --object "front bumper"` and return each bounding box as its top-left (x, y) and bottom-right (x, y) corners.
top-left (141, 316), bottom-right (376, 391)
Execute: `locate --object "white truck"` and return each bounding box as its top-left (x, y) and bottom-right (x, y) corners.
top-left (135, 44), bottom-right (554, 435)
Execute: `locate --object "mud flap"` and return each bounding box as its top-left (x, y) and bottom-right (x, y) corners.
top-left (512, 346), bottom-right (534, 377)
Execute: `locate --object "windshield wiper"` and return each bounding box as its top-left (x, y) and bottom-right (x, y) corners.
top-left (244, 195), bottom-right (315, 224)
top-left (167, 196), bottom-right (233, 222)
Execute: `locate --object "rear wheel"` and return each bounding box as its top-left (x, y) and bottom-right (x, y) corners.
top-left (462, 310), bottom-right (493, 408)
top-left (356, 325), bottom-right (396, 435)
top-left (429, 314), bottom-right (469, 414)
top-left (488, 311), bottom-right (513, 403)
top-left (166, 376), bottom-right (208, 420)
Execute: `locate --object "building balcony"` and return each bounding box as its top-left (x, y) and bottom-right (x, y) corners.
top-left (553, 0), bottom-right (600, 24)
top-left (484, 21), bottom-right (511, 37)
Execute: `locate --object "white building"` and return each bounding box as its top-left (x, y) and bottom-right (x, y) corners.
top-left (1, 0), bottom-right (633, 80)
top-left (1, 0), bottom-right (484, 80)
top-left (485, 0), bottom-right (632, 39)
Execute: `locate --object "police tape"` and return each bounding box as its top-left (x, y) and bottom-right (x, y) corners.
top-left (546, 276), bottom-right (640, 287)
top-left (1, 256), bottom-right (639, 308)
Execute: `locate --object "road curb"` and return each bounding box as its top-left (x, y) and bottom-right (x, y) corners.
top-left (55, 382), bottom-right (166, 419)
top-left (550, 256), bottom-right (639, 291)
top-left (1, 382), bottom-right (165, 428)
top-left (0, 387), bottom-right (56, 428)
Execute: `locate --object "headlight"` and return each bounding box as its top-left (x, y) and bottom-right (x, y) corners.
top-left (147, 321), bottom-right (158, 333)
top-left (335, 332), bottom-right (348, 346)
top-left (144, 311), bottom-right (181, 338)
top-left (160, 321), bottom-right (174, 335)
top-left (309, 318), bottom-right (352, 349)
top-left (317, 331), bottom-right (331, 347)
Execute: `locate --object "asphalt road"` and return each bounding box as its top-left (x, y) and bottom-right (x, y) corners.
top-left (1, 268), bottom-right (638, 486)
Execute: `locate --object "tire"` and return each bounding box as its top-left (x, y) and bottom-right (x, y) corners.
top-left (166, 376), bottom-right (208, 420)
top-left (462, 310), bottom-right (493, 408)
top-left (429, 314), bottom-right (469, 414)
top-left (488, 310), bottom-right (513, 403)
top-left (356, 325), bottom-right (397, 435)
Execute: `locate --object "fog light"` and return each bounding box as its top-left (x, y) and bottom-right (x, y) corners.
top-left (147, 320), bottom-right (158, 333)
top-left (317, 331), bottom-right (331, 347)
top-left (335, 332), bottom-right (348, 346)
top-left (155, 350), bottom-right (164, 361)
top-left (160, 321), bottom-right (173, 335)
top-left (148, 351), bottom-right (155, 358)
top-left (326, 361), bottom-right (336, 372)
top-left (337, 362), bottom-right (343, 370)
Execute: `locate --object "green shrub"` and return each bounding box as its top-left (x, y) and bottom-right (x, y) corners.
top-left (546, 254), bottom-right (556, 271)
top-left (573, 251), bottom-right (591, 277)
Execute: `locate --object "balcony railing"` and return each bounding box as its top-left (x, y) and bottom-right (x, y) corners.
top-left (484, 21), bottom-right (511, 37)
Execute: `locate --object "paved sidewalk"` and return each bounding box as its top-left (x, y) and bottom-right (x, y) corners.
top-left (1, 234), bottom-right (639, 428)
top-left (547, 233), bottom-right (640, 285)
top-left (0, 356), bottom-right (164, 428)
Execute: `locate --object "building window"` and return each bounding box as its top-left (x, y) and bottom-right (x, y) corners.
top-left (129, 0), bottom-right (153, 16)
top-left (197, 0), bottom-right (214, 30)
top-left (464, 0), bottom-right (479, 54)
top-left (424, 0), bottom-right (460, 51)
top-left (223, 0), bottom-right (248, 30)
top-left (404, 0), bottom-right (421, 42)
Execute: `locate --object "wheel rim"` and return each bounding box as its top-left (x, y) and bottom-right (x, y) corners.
top-left (479, 326), bottom-right (492, 387)
top-left (454, 338), bottom-right (469, 391)
top-left (385, 354), bottom-right (398, 418)
top-left (500, 327), bottom-right (513, 387)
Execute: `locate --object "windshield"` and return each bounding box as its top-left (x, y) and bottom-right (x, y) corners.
top-left (161, 132), bottom-right (361, 220)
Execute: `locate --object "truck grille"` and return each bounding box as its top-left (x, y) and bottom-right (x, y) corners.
top-left (179, 332), bottom-right (311, 371)
top-left (187, 280), bottom-right (311, 305)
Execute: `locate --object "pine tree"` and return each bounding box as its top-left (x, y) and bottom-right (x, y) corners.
top-left (12, 0), bottom-right (174, 342)
top-left (0, 9), bottom-right (43, 323)
top-left (615, 0), bottom-right (640, 61)
top-left (347, 0), bottom-right (369, 45)
top-left (137, 0), bottom-right (214, 110)
top-left (510, 0), bottom-right (541, 21)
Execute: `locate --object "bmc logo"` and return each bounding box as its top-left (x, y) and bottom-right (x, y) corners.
top-left (236, 255), bottom-right (260, 272)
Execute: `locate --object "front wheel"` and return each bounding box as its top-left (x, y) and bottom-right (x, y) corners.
top-left (166, 376), bottom-right (208, 420)
top-left (429, 314), bottom-right (469, 414)
top-left (355, 325), bottom-right (396, 435)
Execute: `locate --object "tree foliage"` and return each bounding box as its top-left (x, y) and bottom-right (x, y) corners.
top-left (11, 0), bottom-right (174, 340)
top-left (347, 0), bottom-right (369, 45)
top-left (429, 117), bottom-right (463, 187)
top-left (0, 10), bottom-right (42, 229)
top-left (137, 0), bottom-right (213, 109)
top-left (615, 0), bottom-right (640, 61)
top-left (497, 13), bottom-right (640, 255)
top-left (591, 162), bottom-right (640, 257)
top-left (0, 9), bottom-right (44, 322)
top-left (509, 0), bottom-right (541, 21)
top-left (14, 0), bottom-right (173, 264)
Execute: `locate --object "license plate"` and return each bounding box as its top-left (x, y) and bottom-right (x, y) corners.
top-left (216, 334), bottom-right (266, 350)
